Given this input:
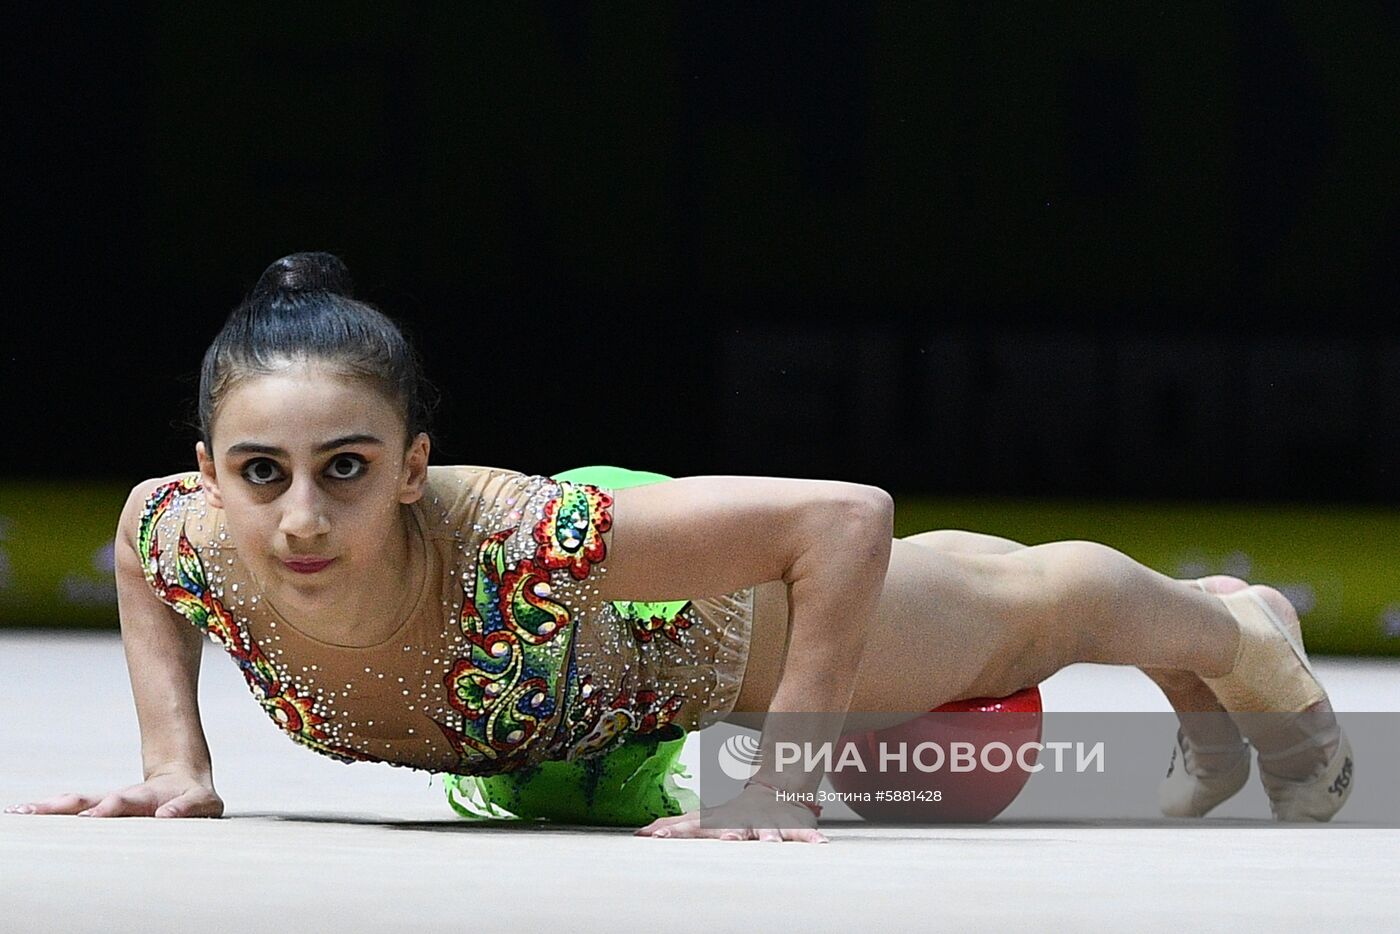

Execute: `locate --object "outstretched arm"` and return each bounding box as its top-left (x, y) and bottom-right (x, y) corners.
top-left (596, 474), bottom-right (895, 841)
top-left (116, 478), bottom-right (221, 805)
top-left (6, 478), bottom-right (223, 819)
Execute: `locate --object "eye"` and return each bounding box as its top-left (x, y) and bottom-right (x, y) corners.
top-left (326, 454), bottom-right (367, 481)
top-left (242, 459), bottom-right (283, 485)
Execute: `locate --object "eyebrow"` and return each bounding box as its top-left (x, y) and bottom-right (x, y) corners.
top-left (226, 434), bottom-right (386, 457)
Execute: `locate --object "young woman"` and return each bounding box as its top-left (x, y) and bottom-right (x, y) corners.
top-left (4, 253), bottom-right (1352, 842)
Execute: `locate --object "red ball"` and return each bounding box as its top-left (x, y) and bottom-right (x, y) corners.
top-left (828, 686), bottom-right (1043, 823)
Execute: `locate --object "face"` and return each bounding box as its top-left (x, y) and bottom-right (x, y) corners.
top-left (196, 360), bottom-right (429, 616)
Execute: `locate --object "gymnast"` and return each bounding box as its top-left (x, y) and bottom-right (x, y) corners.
top-left (4, 253), bottom-right (1353, 842)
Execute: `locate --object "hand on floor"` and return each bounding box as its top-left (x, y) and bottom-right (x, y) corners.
top-left (5, 767), bottom-right (223, 819)
top-left (634, 783), bottom-right (827, 843)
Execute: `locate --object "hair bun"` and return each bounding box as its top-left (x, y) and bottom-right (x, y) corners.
top-left (252, 252), bottom-right (354, 300)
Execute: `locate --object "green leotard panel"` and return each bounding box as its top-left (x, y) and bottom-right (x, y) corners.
top-left (443, 465), bottom-right (701, 826)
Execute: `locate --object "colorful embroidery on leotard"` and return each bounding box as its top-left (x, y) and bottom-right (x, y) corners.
top-left (614, 599), bottom-right (693, 644)
top-left (430, 529), bottom-right (573, 772)
top-left (432, 481), bottom-right (684, 773)
top-left (532, 481), bottom-right (612, 580)
top-left (562, 686), bottom-right (686, 759)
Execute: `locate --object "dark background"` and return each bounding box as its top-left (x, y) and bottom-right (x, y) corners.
top-left (5, 3), bottom-right (1399, 503)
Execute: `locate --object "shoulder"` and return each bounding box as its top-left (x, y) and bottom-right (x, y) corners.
top-left (123, 475), bottom-right (236, 627)
top-left (122, 472), bottom-right (226, 561)
top-left (416, 465), bottom-right (517, 533)
top-left (128, 472), bottom-right (202, 509)
top-left (420, 465), bottom-right (614, 578)
top-left (420, 465), bottom-right (611, 525)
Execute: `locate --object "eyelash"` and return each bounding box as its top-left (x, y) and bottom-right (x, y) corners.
top-left (241, 455), bottom-right (368, 486)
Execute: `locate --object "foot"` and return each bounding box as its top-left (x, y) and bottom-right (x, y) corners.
top-left (1193, 574), bottom-right (1249, 595)
top-left (1158, 727), bottom-right (1251, 818)
top-left (1205, 584), bottom-right (1352, 821)
top-left (1154, 576), bottom-right (1252, 818)
top-left (1259, 729), bottom-right (1354, 821)
top-left (1202, 584), bottom-right (1325, 712)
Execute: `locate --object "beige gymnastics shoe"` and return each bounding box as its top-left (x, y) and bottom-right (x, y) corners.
top-left (1200, 586), bottom-right (1352, 821)
top-left (1260, 729), bottom-right (1354, 822)
top-left (1153, 578), bottom-right (1253, 818)
top-left (1158, 729), bottom-right (1252, 818)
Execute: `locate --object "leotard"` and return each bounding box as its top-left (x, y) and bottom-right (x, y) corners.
top-left (137, 465), bottom-right (754, 778)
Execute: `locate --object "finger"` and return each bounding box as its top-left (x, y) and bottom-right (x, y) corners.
top-left (793, 828), bottom-right (829, 844)
top-left (155, 796), bottom-right (187, 819)
top-left (650, 816), bottom-right (705, 839)
top-left (677, 820), bottom-right (751, 841)
top-left (19, 793), bottom-right (101, 816)
top-left (635, 815), bottom-right (678, 834)
top-left (699, 825), bottom-right (749, 840)
top-left (635, 813), bottom-right (693, 836)
top-left (84, 791), bottom-right (154, 818)
top-left (720, 827), bottom-right (760, 841)
top-left (155, 791), bottom-right (220, 819)
top-left (756, 828), bottom-right (784, 842)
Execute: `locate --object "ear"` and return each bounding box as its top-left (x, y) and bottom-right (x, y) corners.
top-left (398, 432), bottom-right (431, 505)
top-left (196, 441), bottom-right (225, 509)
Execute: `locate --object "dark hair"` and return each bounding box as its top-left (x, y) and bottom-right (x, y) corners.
top-left (198, 252), bottom-right (435, 448)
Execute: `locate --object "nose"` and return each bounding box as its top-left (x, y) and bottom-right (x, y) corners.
top-left (278, 475), bottom-right (331, 541)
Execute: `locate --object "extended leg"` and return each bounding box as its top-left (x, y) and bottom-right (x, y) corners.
top-left (731, 531), bottom-right (1349, 819)
top-left (900, 531), bottom-right (1343, 818)
top-left (903, 530), bottom-right (1244, 749)
top-left (738, 536), bottom-right (1243, 711)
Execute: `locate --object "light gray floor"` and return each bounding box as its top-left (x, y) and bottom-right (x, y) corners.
top-left (2, 631), bottom-right (1398, 932)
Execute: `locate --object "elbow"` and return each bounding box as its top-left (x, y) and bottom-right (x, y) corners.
top-left (834, 485), bottom-right (895, 559)
top-left (782, 483), bottom-right (896, 585)
top-left (838, 484), bottom-right (893, 526)
top-left (864, 486), bottom-right (896, 529)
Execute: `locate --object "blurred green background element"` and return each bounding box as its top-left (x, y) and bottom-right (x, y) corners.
top-left (0, 485), bottom-right (128, 628)
top-left (891, 500), bottom-right (1400, 656)
top-left (2, 484), bottom-right (1397, 656)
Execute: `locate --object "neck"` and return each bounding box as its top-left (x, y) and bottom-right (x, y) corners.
top-left (282, 504), bottom-right (422, 647)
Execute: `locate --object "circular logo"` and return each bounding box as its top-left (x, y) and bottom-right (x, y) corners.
top-left (717, 733), bottom-right (763, 781)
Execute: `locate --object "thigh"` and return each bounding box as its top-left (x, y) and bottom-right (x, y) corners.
top-left (902, 529), bottom-right (1028, 554)
top-left (726, 540), bottom-right (1064, 718)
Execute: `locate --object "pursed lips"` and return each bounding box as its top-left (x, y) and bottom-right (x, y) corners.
top-left (281, 556), bottom-right (335, 574)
